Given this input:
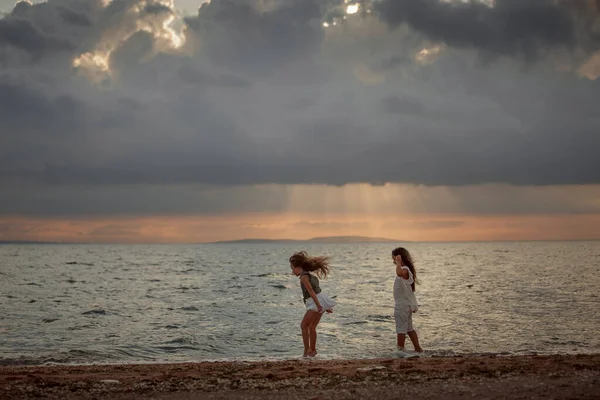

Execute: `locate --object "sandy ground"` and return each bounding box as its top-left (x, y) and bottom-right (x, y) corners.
top-left (1, 354), bottom-right (599, 399)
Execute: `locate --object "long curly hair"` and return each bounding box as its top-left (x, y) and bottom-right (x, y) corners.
top-left (392, 247), bottom-right (417, 292)
top-left (289, 251), bottom-right (330, 278)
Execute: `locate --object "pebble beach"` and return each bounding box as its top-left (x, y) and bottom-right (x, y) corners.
top-left (2, 354), bottom-right (599, 399)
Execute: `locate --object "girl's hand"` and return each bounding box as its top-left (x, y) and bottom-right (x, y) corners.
top-left (317, 305), bottom-right (323, 313)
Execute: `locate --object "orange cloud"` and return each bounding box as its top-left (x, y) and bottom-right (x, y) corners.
top-left (1, 213), bottom-right (600, 243)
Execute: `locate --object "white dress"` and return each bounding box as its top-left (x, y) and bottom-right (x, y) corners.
top-left (393, 266), bottom-right (418, 312)
top-left (301, 272), bottom-right (336, 313)
top-left (305, 293), bottom-right (336, 313)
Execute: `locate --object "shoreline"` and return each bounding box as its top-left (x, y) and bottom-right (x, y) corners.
top-left (2, 354), bottom-right (599, 399)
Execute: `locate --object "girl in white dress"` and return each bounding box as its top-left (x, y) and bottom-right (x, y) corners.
top-left (289, 251), bottom-right (336, 357)
top-left (392, 247), bottom-right (423, 355)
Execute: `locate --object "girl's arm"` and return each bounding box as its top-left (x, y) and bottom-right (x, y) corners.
top-left (396, 264), bottom-right (409, 280)
top-left (300, 275), bottom-right (322, 312)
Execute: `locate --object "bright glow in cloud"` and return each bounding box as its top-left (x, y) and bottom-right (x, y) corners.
top-left (133, 1), bottom-right (186, 50)
top-left (136, 13), bottom-right (186, 50)
top-left (346, 3), bottom-right (359, 14)
top-left (415, 45), bottom-right (443, 65)
top-left (162, 14), bottom-right (185, 48)
top-left (72, 52), bottom-right (110, 71)
top-left (72, 0), bottom-right (186, 82)
top-left (73, 51), bottom-right (112, 82)
top-left (578, 51), bottom-right (600, 80)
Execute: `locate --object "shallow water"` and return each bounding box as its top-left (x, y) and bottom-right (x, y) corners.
top-left (1, 241), bottom-right (599, 365)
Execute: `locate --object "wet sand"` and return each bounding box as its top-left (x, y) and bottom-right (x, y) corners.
top-left (1, 354), bottom-right (599, 399)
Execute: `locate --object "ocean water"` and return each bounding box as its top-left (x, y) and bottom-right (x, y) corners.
top-left (1, 241), bottom-right (599, 365)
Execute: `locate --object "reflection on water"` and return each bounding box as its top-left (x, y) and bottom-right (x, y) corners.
top-left (0, 241), bottom-right (599, 365)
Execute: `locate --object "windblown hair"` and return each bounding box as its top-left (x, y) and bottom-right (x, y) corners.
top-left (289, 251), bottom-right (330, 278)
top-left (392, 247), bottom-right (417, 292)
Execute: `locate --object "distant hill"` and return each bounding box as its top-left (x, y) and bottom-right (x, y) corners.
top-left (212, 238), bottom-right (299, 244)
top-left (0, 236), bottom-right (402, 245)
top-left (0, 240), bottom-right (66, 245)
top-left (212, 236), bottom-right (401, 244)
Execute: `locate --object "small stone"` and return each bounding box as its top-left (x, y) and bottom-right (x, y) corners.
top-left (357, 366), bottom-right (387, 372)
top-left (99, 379), bottom-right (120, 384)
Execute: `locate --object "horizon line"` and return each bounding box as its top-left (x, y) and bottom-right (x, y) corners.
top-left (1, 238), bottom-right (599, 245)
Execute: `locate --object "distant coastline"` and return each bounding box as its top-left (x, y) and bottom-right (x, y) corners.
top-left (211, 235), bottom-right (401, 244)
top-left (0, 240), bottom-right (67, 245)
top-left (0, 236), bottom-right (401, 245)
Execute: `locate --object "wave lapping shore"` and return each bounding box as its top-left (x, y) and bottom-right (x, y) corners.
top-left (1, 354), bottom-right (599, 399)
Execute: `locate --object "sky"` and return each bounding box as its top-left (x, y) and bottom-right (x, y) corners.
top-left (1, 0), bottom-right (600, 243)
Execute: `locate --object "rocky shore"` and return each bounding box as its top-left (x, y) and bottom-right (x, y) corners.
top-left (1, 354), bottom-right (599, 399)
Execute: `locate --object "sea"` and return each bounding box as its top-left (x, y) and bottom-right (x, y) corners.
top-left (1, 241), bottom-right (599, 366)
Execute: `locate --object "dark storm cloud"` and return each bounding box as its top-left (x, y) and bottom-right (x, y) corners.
top-left (0, 79), bottom-right (86, 136)
top-left (2, 0), bottom-right (183, 64)
top-left (1, 0), bottom-right (600, 219)
top-left (143, 3), bottom-right (172, 15)
top-left (57, 5), bottom-right (93, 27)
top-left (0, 17), bottom-right (75, 58)
top-left (0, 184), bottom-right (290, 217)
top-left (184, 0), bottom-right (329, 76)
top-left (109, 29), bottom-right (155, 70)
top-left (375, 0), bottom-right (578, 61)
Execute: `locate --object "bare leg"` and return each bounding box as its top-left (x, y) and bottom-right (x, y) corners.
top-left (300, 312), bottom-right (313, 357)
top-left (407, 330), bottom-right (423, 352)
top-left (308, 312), bottom-right (323, 356)
top-left (397, 333), bottom-right (407, 349)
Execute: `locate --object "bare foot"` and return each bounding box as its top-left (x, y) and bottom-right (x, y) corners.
top-left (415, 347), bottom-right (424, 353)
top-left (307, 350), bottom-right (317, 357)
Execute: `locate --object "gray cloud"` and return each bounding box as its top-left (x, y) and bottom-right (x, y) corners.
top-left (0, 78), bottom-right (86, 142)
top-left (0, 183), bottom-right (290, 217)
top-left (57, 5), bottom-right (93, 27)
top-left (3, 181), bottom-right (600, 218)
top-left (1, 0), bottom-right (600, 218)
top-left (380, 95), bottom-right (426, 115)
top-left (143, 3), bottom-right (172, 16)
top-left (109, 29), bottom-right (155, 71)
top-left (375, 0), bottom-right (582, 61)
top-left (184, 0), bottom-right (329, 76)
top-left (0, 16), bottom-right (75, 59)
